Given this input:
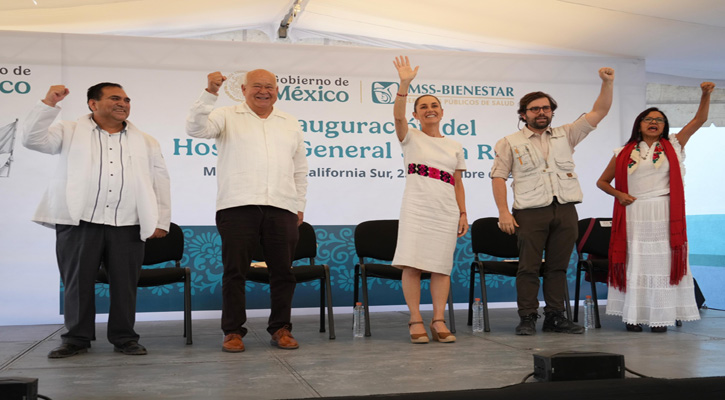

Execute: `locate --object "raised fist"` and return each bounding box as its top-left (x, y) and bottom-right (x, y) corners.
top-left (207, 71), bottom-right (227, 95)
top-left (598, 67), bottom-right (615, 82)
top-left (42, 85), bottom-right (69, 107)
top-left (701, 82), bottom-right (715, 94)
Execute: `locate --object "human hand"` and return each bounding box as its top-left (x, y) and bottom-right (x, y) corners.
top-left (393, 56), bottom-right (419, 84)
top-left (615, 192), bottom-right (637, 206)
top-left (147, 228), bottom-right (168, 239)
top-left (701, 82), bottom-right (715, 95)
top-left (599, 67), bottom-right (615, 82)
top-left (457, 215), bottom-right (469, 237)
top-left (497, 212), bottom-right (519, 235)
top-left (42, 85), bottom-right (69, 107)
top-left (297, 211), bottom-right (304, 227)
top-left (207, 71), bottom-right (227, 95)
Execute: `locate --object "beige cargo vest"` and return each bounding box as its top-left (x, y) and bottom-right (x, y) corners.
top-left (504, 129), bottom-right (583, 210)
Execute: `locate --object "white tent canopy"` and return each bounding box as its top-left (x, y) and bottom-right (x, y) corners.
top-left (2, 0), bottom-right (725, 81)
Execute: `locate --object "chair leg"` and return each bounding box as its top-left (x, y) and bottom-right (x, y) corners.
top-left (479, 266), bottom-right (490, 332)
top-left (573, 262), bottom-right (583, 322)
top-left (323, 265), bottom-right (335, 340)
top-left (353, 264), bottom-right (360, 329)
top-left (319, 276), bottom-right (326, 333)
top-left (447, 288), bottom-right (456, 334)
top-left (361, 266), bottom-right (372, 337)
top-left (586, 262), bottom-right (602, 328)
top-left (467, 262), bottom-right (476, 326)
top-left (353, 264), bottom-right (360, 305)
top-left (183, 268), bottom-right (192, 345)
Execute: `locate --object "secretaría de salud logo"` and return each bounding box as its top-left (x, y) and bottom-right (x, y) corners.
top-left (371, 82), bottom-right (399, 104)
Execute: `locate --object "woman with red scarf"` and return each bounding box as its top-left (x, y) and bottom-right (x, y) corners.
top-left (596, 82), bottom-right (715, 332)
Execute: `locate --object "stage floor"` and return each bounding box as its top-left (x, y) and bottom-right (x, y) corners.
top-left (2, 307), bottom-right (725, 399)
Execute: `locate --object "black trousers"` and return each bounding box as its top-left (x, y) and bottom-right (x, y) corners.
top-left (216, 205), bottom-right (298, 336)
top-left (56, 221), bottom-right (144, 347)
top-left (513, 202), bottom-right (578, 317)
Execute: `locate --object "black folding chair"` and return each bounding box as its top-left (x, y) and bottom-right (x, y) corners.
top-left (247, 222), bottom-right (335, 339)
top-left (467, 217), bottom-right (572, 332)
top-left (353, 220), bottom-right (455, 337)
top-left (574, 217), bottom-right (612, 329)
top-left (97, 222), bottom-right (192, 344)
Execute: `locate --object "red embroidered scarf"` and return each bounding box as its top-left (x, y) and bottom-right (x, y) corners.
top-left (608, 139), bottom-right (688, 291)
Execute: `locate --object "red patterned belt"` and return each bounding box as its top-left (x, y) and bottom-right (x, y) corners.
top-left (407, 163), bottom-right (455, 186)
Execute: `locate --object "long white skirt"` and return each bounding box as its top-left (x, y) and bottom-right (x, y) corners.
top-left (605, 195), bottom-right (700, 327)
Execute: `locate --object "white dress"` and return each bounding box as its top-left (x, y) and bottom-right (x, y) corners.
top-left (392, 128), bottom-right (466, 275)
top-left (605, 135), bottom-right (700, 327)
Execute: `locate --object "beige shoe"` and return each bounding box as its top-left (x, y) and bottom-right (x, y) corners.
top-left (430, 319), bottom-right (456, 343)
top-left (408, 321), bottom-right (429, 344)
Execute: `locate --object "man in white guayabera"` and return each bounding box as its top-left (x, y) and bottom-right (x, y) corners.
top-left (186, 69), bottom-right (308, 353)
top-left (23, 82), bottom-right (171, 358)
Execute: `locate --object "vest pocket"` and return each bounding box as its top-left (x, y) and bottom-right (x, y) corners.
top-left (512, 173), bottom-right (546, 205)
top-left (555, 171), bottom-right (582, 202)
top-left (513, 144), bottom-right (537, 171)
top-left (554, 158), bottom-right (575, 171)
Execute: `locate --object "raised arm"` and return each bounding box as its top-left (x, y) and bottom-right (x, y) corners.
top-left (596, 156), bottom-right (637, 206)
top-left (186, 72), bottom-right (226, 139)
top-left (675, 82), bottom-right (715, 148)
top-left (584, 67), bottom-right (615, 127)
top-left (22, 85), bottom-right (69, 154)
top-left (392, 56), bottom-right (419, 142)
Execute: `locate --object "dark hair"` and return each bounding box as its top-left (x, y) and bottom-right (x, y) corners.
top-left (517, 91), bottom-right (558, 122)
top-left (626, 107), bottom-right (669, 144)
top-left (87, 82), bottom-right (123, 102)
top-left (413, 94), bottom-right (442, 113)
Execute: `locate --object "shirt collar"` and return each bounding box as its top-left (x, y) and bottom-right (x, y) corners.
top-left (89, 115), bottom-right (127, 135)
top-left (235, 101), bottom-right (285, 120)
top-left (522, 125), bottom-right (551, 138)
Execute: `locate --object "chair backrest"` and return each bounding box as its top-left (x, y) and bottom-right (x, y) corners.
top-left (294, 222), bottom-right (317, 262)
top-left (252, 221), bottom-right (317, 263)
top-left (354, 220), bottom-right (398, 262)
top-left (143, 222), bottom-right (184, 266)
top-left (576, 218), bottom-right (612, 258)
top-left (470, 217), bottom-right (519, 259)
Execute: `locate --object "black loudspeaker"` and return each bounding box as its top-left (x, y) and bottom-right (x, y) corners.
top-left (533, 351), bottom-right (625, 382)
top-left (0, 377), bottom-right (38, 400)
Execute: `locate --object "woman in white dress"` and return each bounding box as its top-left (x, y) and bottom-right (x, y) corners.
top-left (597, 82), bottom-right (715, 332)
top-left (392, 56), bottom-right (468, 343)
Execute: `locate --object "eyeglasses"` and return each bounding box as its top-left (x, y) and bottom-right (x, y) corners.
top-left (526, 106), bottom-right (552, 113)
top-left (642, 117), bottom-right (665, 124)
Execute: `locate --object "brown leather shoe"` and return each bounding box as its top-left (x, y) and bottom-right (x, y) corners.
top-left (222, 333), bottom-right (245, 352)
top-left (270, 326), bottom-right (299, 350)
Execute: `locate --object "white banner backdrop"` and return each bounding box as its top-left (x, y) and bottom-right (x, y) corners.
top-left (0, 31), bottom-right (645, 325)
